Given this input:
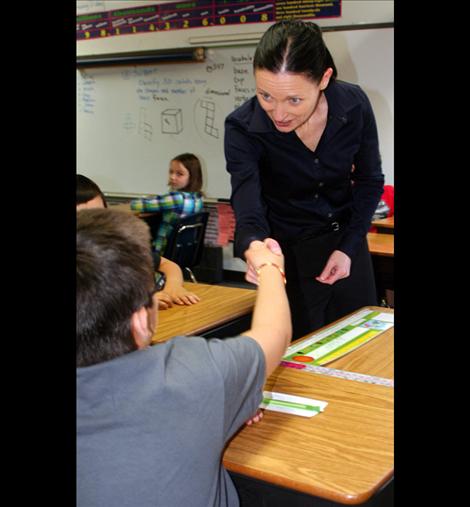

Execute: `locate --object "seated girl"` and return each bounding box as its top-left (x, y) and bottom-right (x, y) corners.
top-left (130, 153), bottom-right (204, 255)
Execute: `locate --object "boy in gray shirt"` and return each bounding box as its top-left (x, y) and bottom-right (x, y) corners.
top-left (77, 209), bottom-right (291, 507)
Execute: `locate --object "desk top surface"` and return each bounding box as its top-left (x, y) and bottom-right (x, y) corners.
top-left (108, 202), bottom-right (134, 213)
top-left (108, 202), bottom-right (154, 218)
top-left (321, 307), bottom-right (394, 379)
top-left (224, 306), bottom-right (394, 504)
top-left (371, 216), bottom-right (394, 229)
top-left (152, 282), bottom-right (256, 343)
top-left (367, 232), bottom-right (394, 257)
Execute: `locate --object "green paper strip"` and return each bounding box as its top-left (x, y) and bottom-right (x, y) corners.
top-left (262, 398), bottom-right (321, 412)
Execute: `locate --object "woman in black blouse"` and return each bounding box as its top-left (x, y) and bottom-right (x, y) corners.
top-left (224, 20), bottom-right (385, 339)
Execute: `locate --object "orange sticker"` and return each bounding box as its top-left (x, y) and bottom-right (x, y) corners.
top-left (292, 355), bottom-right (314, 363)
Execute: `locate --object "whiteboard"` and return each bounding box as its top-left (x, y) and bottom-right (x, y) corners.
top-left (77, 27), bottom-right (393, 198)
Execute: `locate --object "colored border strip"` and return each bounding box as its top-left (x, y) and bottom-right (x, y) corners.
top-left (77, 0), bottom-right (342, 40)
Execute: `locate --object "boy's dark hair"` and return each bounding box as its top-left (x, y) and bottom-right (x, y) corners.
top-left (172, 153), bottom-right (203, 193)
top-left (77, 174), bottom-right (108, 207)
top-left (77, 209), bottom-right (155, 367)
top-left (253, 20), bottom-right (337, 84)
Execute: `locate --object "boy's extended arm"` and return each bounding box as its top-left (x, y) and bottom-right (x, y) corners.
top-left (241, 241), bottom-right (292, 378)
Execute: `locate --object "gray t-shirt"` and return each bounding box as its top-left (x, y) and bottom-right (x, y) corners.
top-left (77, 335), bottom-right (265, 507)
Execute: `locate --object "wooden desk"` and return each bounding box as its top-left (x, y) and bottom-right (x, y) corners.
top-left (367, 234), bottom-right (394, 306)
top-left (109, 202), bottom-right (153, 218)
top-left (224, 307), bottom-right (394, 505)
top-left (327, 330), bottom-right (393, 380)
top-left (371, 216), bottom-right (394, 234)
top-left (367, 232), bottom-right (394, 257)
top-left (152, 282), bottom-right (256, 343)
top-left (108, 202), bottom-right (134, 213)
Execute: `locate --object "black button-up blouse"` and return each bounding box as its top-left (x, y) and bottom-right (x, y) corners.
top-left (224, 79), bottom-right (385, 260)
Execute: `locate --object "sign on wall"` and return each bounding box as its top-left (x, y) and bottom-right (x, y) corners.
top-left (77, 0), bottom-right (341, 40)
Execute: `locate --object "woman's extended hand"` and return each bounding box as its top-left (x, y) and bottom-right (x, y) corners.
top-left (244, 238), bottom-right (283, 285)
top-left (316, 250), bottom-right (351, 285)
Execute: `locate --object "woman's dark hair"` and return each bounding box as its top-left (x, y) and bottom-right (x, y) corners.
top-left (77, 174), bottom-right (108, 207)
top-left (172, 153), bottom-right (203, 193)
top-left (253, 20), bottom-right (337, 84)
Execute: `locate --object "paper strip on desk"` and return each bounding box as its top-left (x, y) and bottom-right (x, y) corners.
top-left (374, 312), bottom-right (394, 323)
top-left (259, 391), bottom-right (327, 418)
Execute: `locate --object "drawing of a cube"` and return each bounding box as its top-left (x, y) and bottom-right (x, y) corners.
top-left (161, 108), bottom-right (183, 134)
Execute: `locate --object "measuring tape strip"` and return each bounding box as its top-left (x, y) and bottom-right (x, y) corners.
top-left (280, 361), bottom-right (394, 387)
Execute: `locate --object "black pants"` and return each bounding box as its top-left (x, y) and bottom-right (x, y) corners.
top-left (280, 229), bottom-right (378, 341)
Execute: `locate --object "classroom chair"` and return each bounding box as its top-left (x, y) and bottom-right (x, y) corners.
top-left (162, 211), bottom-right (209, 282)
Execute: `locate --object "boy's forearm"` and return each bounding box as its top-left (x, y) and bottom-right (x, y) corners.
top-left (245, 265), bottom-right (292, 376)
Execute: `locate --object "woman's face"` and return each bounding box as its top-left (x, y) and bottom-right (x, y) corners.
top-left (168, 160), bottom-right (190, 190)
top-left (254, 69), bottom-right (332, 133)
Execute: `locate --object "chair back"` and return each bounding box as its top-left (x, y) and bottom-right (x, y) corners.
top-left (163, 211), bottom-right (209, 273)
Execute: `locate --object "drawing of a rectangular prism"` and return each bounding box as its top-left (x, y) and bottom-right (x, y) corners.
top-left (161, 108), bottom-right (183, 134)
top-left (201, 100), bottom-right (215, 111)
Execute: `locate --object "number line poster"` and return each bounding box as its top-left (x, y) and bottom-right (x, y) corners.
top-left (283, 308), bottom-right (394, 366)
top-left (77, 0), bottom-right (341, 40)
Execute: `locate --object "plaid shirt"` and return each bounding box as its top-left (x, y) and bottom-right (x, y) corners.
top-left (131, 191), bottom-right (203, 253)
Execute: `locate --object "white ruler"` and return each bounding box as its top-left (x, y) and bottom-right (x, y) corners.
top-left (280, 361), bottom-right (394, 387)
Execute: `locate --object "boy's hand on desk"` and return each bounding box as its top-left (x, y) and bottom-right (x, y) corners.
top-left (154, 291), bottom-right (173, 310)
top-left (245, 408), bottom-right (264, 426)
top-left (164, 286), bottom-right (201, 306)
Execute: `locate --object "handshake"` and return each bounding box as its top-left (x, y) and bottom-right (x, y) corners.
top-left (244, 238), bottom-right (284, 286)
